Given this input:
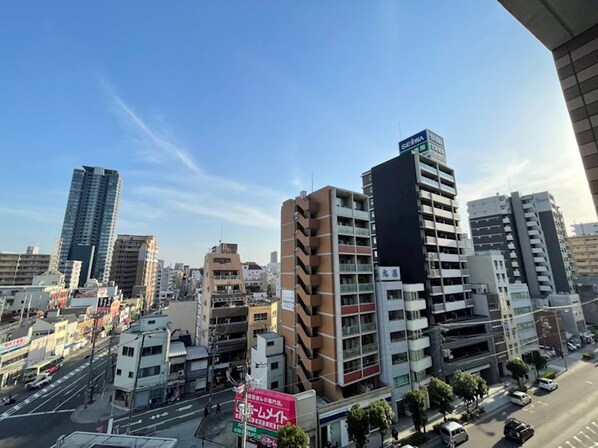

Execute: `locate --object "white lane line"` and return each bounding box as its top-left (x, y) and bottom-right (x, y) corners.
top-left (177, 405), bottom-right (193, 412)
top-left (587, 426), bottom-right (597, 435)
top-left (573, 435), bottom-right (583, 444)
top-left (3, 409), bottom-right (76, 419)
top-left (564, 441), bottom-right (575, 447)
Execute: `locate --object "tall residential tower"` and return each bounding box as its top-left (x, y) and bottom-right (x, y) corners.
top-left (59, 166), bottom-right (122, 285)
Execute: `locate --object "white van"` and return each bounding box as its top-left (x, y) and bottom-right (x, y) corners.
top-left (538, 377), bottom-right (558, 391)
top-left (510, 391), bottom-right (532, 406)
top-left (439, 421), bottom-right (469, 445)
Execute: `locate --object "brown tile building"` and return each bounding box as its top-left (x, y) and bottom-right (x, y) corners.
top-left (281, 187), bottom-right (380, 401)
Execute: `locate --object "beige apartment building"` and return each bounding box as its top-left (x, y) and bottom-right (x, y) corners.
top-left (569, 234), bottom-right (598, 276)
top-left (197, 243), bottom-right (248, 388)
top-left (109, 235), bottom-right (158, 310)
top-left (247, 296), bottom-right (278, 351)
top-left (281, 187), bottom-right (381, 401)
top-left (0, 251), bottom-right (51, 286)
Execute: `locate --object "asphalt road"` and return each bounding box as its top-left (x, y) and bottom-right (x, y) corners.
top-left (0, 337), bottom-right (115, 448)
top-left (0, 336), bottom-right (235, 448)
top-left (425, 358), bottom-right (598, 448)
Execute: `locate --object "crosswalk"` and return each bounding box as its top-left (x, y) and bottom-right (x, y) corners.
top-left (0, 350), bottom-right (108, 421)
top-left (558, 420), bottom-right (598, 448)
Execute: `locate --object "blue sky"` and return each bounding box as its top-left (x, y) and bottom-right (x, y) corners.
top-left (0, 1), bottom-right (593, 266)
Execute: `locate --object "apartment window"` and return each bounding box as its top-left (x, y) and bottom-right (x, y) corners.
top-left (271, 381), bottom-right (279, 389)
top-left (387, 290), bottom-right (402, 300)
top-left (148, 320), bottom-right (156, 325)
top-left (514, 306), bottom-right (532, 316)
top-left (271, 362), bottom-right (279, 370)
top-left (393, 374), bottom-right (410, 387)
top-left (128, 371), bottom-right (134, 378)
top-left (122, 346), bottom-right (134, 357)
top-left (267, 341), bottom-right (275, 346)
top-left (170, 363), bottom-right (185, 374)
top-left (142, 345), bottom-right (163, 356)
top-left (389, 310), bottom-right (404, 321)
top-left (390, 331), bottom-right (406, 342)
top-left (254, 313), bottom-right (267, 321)
top-left (139, 366), bottom-right (161, 378)
top-left (392, 352), bottom-right (408, 365)
top-left (116, 369), bottom-right (122, 376)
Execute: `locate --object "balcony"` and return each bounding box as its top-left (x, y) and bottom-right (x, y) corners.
top-left (337, 206), bottom-right (354, 217)
top-left (406, 317), bottom-right (429, 332)
top-left (439, 253), bottom-right (460, 262)
top-left (502, 217), bottom-right (510, 224)
top-left (408, 335), bottom-right (430, 351)
top-left (437, 237), bottom-right (459, 248)
top-left (405, 298), bottom-right (426, 312)
top-left (425, 236), bottom-right (437, 245)
top-left (340, 283), bottom-right (358, 293)
top-left (465, 298), bottom-right (474, 307)
top-left (441, 269), bottom-right (462, 278)
top-left (343, 346), bottom-right (361, 359)
top-left (533, 257), bottom-right (547, 264)
top-left (507, 243), bottom-right (515, 250)
top-left (362, 343), bottom-right (378, 354)
top-left (357, 264), bottom-right (372, 272)
top-left (338, 225), bottom-right (355, 235)
top-left (358, 283), bottom-right (374, 293)
top-left (429, 285), bottom-right (443, 295)
top-left (342, 325), bottom-right (360, 336)
top-left (444, 284), bottom-right (466, 294)
top-left (432, 302), bottom-right (445, 313)
top-left (410, 356), bottom-right (432, 372)
top-left (339, 264), bottom-right (357, 272)
top-left (536, 265), bottom-right (548, 272)
top-left (361, 322), bottom-right (377, 333)
top-left (354, 209), bottom-right (369, 220)
top-left (355, 227), bottom-right (371, 237)
top-left (445, 300), bottom-right (466, 312)
top-left (436, 222), bottom-right (456, 233)
top-left (506, 235), bottom-right (514, 241)
top-left (423, 220), bottom-right (436, 230)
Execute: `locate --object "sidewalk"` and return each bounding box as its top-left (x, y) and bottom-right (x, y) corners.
top-left (71, 384), bottom-right (127, 424)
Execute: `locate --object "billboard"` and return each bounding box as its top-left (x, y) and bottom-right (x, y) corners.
top-left (398, 129), bottom-right (446, 163)
top-left (281, 289), bottom-right (295, 312)
top-left (232, 389), bottom-right (297, 447)
top-left (0, 336), bottom-right (30, 355)
top-left (74, 287), bottom-right (108, 298)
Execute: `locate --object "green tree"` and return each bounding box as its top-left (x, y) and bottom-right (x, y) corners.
top-left (278, 424), bottom-right (310, 448)
top-left (368, 399), bottom-right (395, 442)
top-left (474, 376), bottom-right (489, 408)
top-left (427, 377), bottom-right (455, 422)
top-left (450, 370), bottom-right (478, 413)
top-left (524, 350), bottom-right (550, 371)
top-left (404, 389), bottom-right (428, 433)
top-left (506, 358), bottom-right (529, 386)
top-left (346, 404), bottom-right (369, 448)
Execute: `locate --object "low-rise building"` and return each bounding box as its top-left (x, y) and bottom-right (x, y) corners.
top-left (251, 332), bottom-right (285, 391)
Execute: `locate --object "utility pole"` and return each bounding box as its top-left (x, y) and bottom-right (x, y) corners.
top-left (126, 332), bottom-right (146, 435)
top-left (228, 359), bottom-right (265, 448)
top-left (84, 314), bottom-right (100, 407)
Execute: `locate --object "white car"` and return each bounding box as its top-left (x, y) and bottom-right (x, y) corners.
top-left (567, 341), bottom-right (577, 352)
top-left (25, 373), bottom-right (52, 390)
top-left (510, 391), bottom-right (532, 406)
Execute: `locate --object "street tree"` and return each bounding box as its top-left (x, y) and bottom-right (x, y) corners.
top-left (368, 399), bottom-right (395, 442)
top-left (278, 424), bottom-right (310, 448)
top-left (524, 350), bottom-right (550, 371)
top-left (426, 377), bottom-right (454, 422)
top-left (474, 376), bottom-right (489, 408)
top-left (506, 358), bottom-right (529, 386)
top-left (450, 370), bottom-right (478, 413)
top-left (346, 404), bottom-right (369, 448)
top-left (404, 389), bottom-right (428, 433)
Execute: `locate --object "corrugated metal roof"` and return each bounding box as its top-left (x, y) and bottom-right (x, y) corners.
top-left (186, 345), bottom-right (209, 360)
top-left (55, 431), bottom-right (177, 448)
top-left (168, 341), bottom-right (187, 358)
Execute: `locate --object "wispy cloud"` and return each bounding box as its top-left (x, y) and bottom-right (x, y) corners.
top-left (102, 80), bottom-right (284, 232)
top-left (0, 206), bottom-right (62, 224)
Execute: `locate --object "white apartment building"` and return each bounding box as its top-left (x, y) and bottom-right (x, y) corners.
top-left (510, 283), bottom-right (539, 354)
top-left (250, 332), bottom-right (285, 391)
top-left (113, 315), bottom-right (170, 410)
top-left (374, 266), bottom-right (427, 416)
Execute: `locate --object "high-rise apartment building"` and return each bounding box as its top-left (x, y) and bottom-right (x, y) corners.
top-left (270, 251), bottom-right (278, 264)
top-left (110, 235), bottom-right (158, 309)
top-left (572, 222), bottom-right (598, 236)
top-left (197, 243), bottom-right (248, 386)
top-left (59, 166), bottom-right (122, 286)
top-left (281, 187), bottom-right (382, 401)
top-left (0, 250), bottom-right (51, 286)
top-left (59, 260), bottom-right (82, 290)
top-left (468, 191), bottom-right (574, 297)
top-left (363, 130), bottom-right (498, 384)
top-left (498, 2), bottom-right (598, 217)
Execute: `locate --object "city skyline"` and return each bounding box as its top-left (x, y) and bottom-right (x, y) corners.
top-left (0, 1), bottom-right (595, 266)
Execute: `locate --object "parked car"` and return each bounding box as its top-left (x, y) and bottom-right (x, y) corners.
top-left (504, 418), bottom-right (535, 444)
top-left (510, 391), bottom-right (532, 406)
top-left (539, 345), bottom-right (556, 357)
top-left (538, 377), bottom-right (558, 391)
top-left (439, 421), bottom-right (469, 445)
top-left (24, 373), bottom-right (52, 390)
top-left (567, 341), bottom-right (577, 352)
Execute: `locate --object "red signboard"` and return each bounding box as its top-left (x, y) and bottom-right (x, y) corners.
top-left (233, 388), bottom-right (296, 445)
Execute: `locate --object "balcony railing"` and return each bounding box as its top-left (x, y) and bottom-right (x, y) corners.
top-left (340, 283), bottom-right (358, 293)
top-left (357, 264), bottom-right (372, 272)
top-left (343, 347), bottom-right (361, 358)
top-left (362, 343), bottom-right (378, 354)
top-left (355, 227), bottom-right (371, 236)
top-left (342, 325), bottom-right (360, 336)
top-left (361, 323), bottom-right (377, 332)
top-left (358, 283), bottom-right (374, 292)
top-left (339, 264), bottom-right (357, 272)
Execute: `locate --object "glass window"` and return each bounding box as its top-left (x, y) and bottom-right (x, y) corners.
top-left (392, 352), bottom-right (408, 365)
top-left (393, 374), bottom-right (410, 387)
top-left (389, 310), bottom-right (404, 321)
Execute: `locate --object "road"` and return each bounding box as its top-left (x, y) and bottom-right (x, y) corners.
top-left (425, 358), bottom-right (598, 448)
top-left (0, 336), bottom-right (235, 448)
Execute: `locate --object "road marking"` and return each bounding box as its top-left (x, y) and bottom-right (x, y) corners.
top-left (3, 409), bottom-right (76, 419)
top-left (177, 405), bottom-right (193, 412)
top-left (587, 425), bottom-right (597, 435)
top-left (130, 419), bottom-right (142, 426)
top-left (585, 380), bottom-right (594, 385)
top-left (573, 435), bottom-right (583, 444)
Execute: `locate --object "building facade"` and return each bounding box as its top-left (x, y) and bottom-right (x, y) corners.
top-left (251, 332), bottom-right (285, 391)
top-left (110, 235), bottom-right (158, 309)
top-left (569, 234), bottom-right (598, 276)
top-left (468, 191), bottom-right (575, 297)
top-left (499, 2), bottom-right (598, 217)
top-left (281, 187), bottom-right (382, 401)
top-left (197, 243), bottom-right (248, 387)
top-left (59, 166), bottom-right (122, 286)
top-left (363, 130), bottom-right (497, 385)
top-left (0, 251), bottom-right (51, 286)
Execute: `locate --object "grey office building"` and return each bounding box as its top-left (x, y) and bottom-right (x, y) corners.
top-left (363, 130), bottom-right (498, 385)
top-left (499, 1), bottom-right (598, 217)
top-left (59, 166), bottom-right (122, 286)
top-left (468, 191), bottom-right (574, 298)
